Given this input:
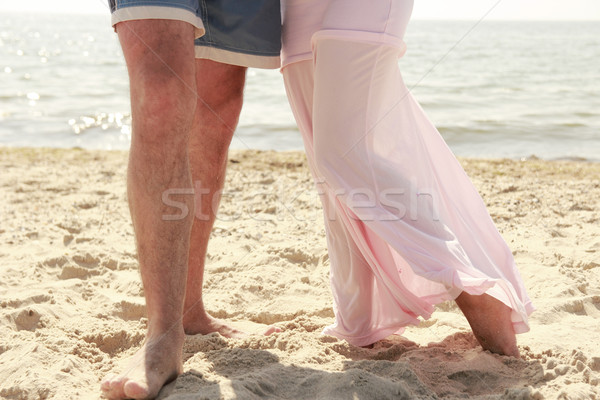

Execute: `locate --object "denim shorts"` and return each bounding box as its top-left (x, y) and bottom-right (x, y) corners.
top-left (109, 0), bottom-right (281, 69)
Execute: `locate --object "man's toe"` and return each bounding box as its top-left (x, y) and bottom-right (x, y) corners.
top-left (124, 380), bottom-right (152, 399)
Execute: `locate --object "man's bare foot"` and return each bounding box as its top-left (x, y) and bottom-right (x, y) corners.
top-left (101, 328), bottom-right (184, 400)
top-left (455, 292), bottom-right (520, 358)
top-left (183, 312), bottom-right (246, 338)
top-left (183, 311), bottom-right (281, 338)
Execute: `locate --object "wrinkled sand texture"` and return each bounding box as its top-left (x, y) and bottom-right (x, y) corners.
top-left (1, 147), bottom-right (599, 399)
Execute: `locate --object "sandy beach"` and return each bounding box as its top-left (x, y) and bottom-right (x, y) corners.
top-left (0, 146), bottom-right (599, 399)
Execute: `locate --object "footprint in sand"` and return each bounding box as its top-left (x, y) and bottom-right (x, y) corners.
top-left (57, 253), bottom-right (105, 280)
top-left (11, 307), bottom-right (43, 331)
top-left (111, 299), bottom-right (146, 321)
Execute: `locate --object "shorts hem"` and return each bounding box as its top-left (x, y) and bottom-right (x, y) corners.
top-left (111, 6), bottom-right (205, 39)
top-left (195, 46), bottom-right (280, 69)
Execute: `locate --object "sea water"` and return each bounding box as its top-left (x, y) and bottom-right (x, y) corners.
top-left (1, 13), bottom-right (599, 160)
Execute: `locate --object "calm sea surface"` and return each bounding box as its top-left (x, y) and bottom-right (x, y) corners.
top-left (1, 13), bottom-right (599, 160)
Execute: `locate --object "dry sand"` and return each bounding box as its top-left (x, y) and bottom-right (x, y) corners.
top-left (0, 147), bottom-right (599, 399)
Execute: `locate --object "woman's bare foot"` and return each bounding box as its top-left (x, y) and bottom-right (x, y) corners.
top-left (101, 327), bottom-right (184, 400)
top-left (455, 292), bottom-right (520, 358)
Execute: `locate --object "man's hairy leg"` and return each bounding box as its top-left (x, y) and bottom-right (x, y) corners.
top-left (101, 19), bottom-right (196, 400)
top-left (182, 60), bottom-right (249, 337)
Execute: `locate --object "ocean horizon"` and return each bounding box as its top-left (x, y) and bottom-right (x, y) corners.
top-left (1, 13), bottom-right (599, 161)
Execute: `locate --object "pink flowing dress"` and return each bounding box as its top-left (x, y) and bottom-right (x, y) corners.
top-left (281, 0), bottom-right (534, 347)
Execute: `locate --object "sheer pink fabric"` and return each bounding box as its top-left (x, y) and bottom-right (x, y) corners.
top-left (281, 0), bottom-right (534, 346)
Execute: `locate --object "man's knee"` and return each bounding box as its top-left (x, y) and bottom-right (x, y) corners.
top-left (126, 78), bottom-right (196, 152)
top-left (136, 77), bottom-right (196, 125)
top-left (195, 60), bottom-right (246, 121)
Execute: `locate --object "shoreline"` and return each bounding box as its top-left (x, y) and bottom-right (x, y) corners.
top-left (2, 144), bottom-right (599, 163)
top-left (1, 146), bottom-right (599, 399)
